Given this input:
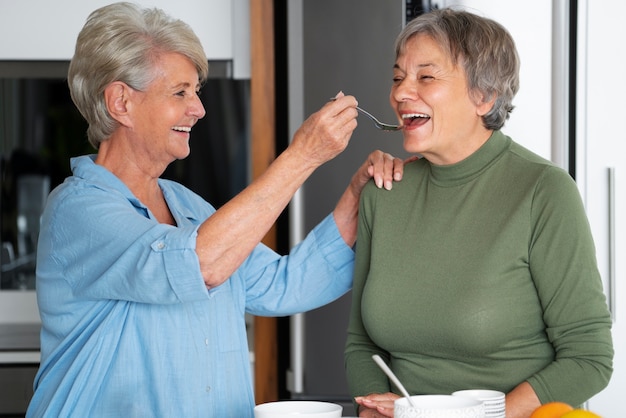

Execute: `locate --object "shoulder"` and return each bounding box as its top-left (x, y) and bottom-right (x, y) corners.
top-left (503, 141), bottom-right (583, 213)
top-left (508, 141), bottom-right (576, 188)
top-left (159, 179), bottom-right (216, 215)
top-left (503, 139), bottom-right (575, 189)
top-left (360, 158), bottom-right (426, 218)
top-left (362, 157), bottom-right (426, 195)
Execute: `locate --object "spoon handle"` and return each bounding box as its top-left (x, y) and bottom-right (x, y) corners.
top-left (372, 354), bottom-right (418, 408)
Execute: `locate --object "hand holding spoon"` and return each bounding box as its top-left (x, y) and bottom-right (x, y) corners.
top-left (372, 354), bottom-right (418, 408)
top-left (329, 98), bottom-right (403, 131)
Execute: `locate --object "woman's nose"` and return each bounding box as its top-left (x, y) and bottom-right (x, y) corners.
top-left (392, 79), bottom-right (417, 103)
top-left (190, 95), bottom-right (206, 119)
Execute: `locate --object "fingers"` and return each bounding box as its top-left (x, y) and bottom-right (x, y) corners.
top-left (355, 392), bottom-right (399, 418)
top-left (327, 94), bottom-right (359, 131)
top-left (355, 392), bottom-right (400, 403)
top-left (368, 150), bottom-right (405, 190)
top-left (291, 93), bottom-right (358, 166)
top-left (348, 150), bottom-right (406, 202)
top-left (325, 92), bottom-right (359, 139)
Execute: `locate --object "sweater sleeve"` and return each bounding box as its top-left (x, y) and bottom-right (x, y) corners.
top-left (345, 182), bottom-right (392, 398)
top-left (525, 166), bottom-right (613, 405)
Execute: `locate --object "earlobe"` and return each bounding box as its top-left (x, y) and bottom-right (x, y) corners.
top-left (474, 91), bottom-right (496, 117)
top-left (477, 99), bottom-right (496, 117)
top-left (104, 82), bottom-right (132, 126)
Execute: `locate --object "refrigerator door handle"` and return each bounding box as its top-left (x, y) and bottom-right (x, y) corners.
top-left (608, 167), bottom-right (616, 322)
top-left (287, 182), bottom-right (305, 395)
top-left (287, 313), bottom-right (305, 394)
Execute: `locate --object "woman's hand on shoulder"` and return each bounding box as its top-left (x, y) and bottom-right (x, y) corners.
top-left (351, 151), bottom-right (404, 193)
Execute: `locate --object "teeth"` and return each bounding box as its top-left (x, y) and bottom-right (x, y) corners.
top-left (172, 126), bottom-right (191, 132)
top-left (402, 113), bottom-right (429, 119)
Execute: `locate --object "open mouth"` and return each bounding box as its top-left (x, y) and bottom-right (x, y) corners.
top-left (172, 126), bottom-right (191, 133)
top-left (402, 113), bottom-right (430, 128)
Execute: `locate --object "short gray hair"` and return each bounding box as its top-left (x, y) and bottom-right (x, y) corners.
top-left (68, 2), bottom-right (209, 149)
top-left (395, 8), bottom-right (519, 130)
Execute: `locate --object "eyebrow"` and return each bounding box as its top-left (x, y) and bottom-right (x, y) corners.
top-left (393, 63), bottom-right (439, 70)
top-left (171, 81), bottom-right (200, 90)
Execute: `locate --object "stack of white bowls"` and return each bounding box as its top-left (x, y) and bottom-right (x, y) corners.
top-left (394, 394), bottom-right (485, 418)
top-left (452, 390), bottom-right (506, 418)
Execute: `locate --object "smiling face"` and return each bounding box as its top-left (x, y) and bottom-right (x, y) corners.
top-left (126, 51), bottom-right (206, 168)
top-left (390, 34), bottom-right (494, 165)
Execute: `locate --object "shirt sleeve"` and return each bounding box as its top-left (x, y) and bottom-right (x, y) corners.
top-left (242, 213), bottom-right (354, 316)
top-left (525, 166), bottom-right (613, 405)
top-left (38, 184), bottom-right (209, 305)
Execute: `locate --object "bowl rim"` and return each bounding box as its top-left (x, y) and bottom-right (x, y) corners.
top-left (254, 400), bottom-right (343, 413)
top-left (452, 389), bottom-right (506, 399)
top-left (395, 394), bottom-right (484, 409)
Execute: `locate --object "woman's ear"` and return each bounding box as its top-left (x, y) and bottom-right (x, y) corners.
top-left (104, 81), bottom-right (133, 127)
top-left (472, 90), bottom-right (496, 117)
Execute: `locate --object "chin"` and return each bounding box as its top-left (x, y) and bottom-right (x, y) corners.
top-left (173, 146), bottom-right (191, 160)
top-left (402, 137), bottom-right (427, 155)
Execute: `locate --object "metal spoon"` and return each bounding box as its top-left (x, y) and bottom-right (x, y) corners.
top-left (372, 354), bottom-right (418, 408)
top-left (330, 98), bottom-right (403, 131)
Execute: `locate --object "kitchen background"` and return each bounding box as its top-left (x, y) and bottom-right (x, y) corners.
top-left (0, 0), bottom-right (623, 416)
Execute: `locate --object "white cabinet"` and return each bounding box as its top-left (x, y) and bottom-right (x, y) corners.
top-left (0, 0), bottom-right (250, 78)
top-left (577, 0), bottom-right (626, 416)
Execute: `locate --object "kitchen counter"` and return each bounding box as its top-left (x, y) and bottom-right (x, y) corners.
top-left (0, 323), bottom-right (40, 363)
top-left (0, 323), bottom-right (40, 414)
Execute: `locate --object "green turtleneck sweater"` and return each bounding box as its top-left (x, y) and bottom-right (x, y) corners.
top-left (345, 131), bottom-right (613, 406)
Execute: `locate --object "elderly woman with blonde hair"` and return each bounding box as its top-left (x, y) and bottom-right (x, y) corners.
top-left (27, 2), bottom-right (404, 417)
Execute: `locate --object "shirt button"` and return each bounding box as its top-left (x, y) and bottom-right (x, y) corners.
top-left (157, 242), bottom-right (165, 250)
top-left (206, 386), bottom-right (211, 392)
top-left (205, 338), bottom-right (209, 346)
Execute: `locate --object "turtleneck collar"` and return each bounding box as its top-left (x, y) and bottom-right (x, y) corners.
top-left (427, 130), bottom-right (511, 187)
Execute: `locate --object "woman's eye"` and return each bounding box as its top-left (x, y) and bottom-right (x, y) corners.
top-left (176, 90), bottom-right (201, 98)
top-left (420, 75), bottom-right (434, 80)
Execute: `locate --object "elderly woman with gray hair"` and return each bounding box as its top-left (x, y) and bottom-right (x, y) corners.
top-left (26, 2), bottom-right (406, 417)
top-left (345, 8), bottom-right (613, 418)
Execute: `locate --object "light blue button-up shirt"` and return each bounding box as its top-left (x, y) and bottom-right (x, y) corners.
top-left (27, 155), bottom-right (354, 417)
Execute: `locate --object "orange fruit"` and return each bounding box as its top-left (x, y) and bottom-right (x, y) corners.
top-left (530, 402), bottom-right (574, 418)
top-left (560, 410), bottom-right (602, 418)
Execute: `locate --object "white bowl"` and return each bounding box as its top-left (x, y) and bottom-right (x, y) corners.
top-left (452, 389), bottom-right (505, 402)
top-left (254, 401), bottom-right (342, 418)
top-left (394, 395), bottom-right (485, 418)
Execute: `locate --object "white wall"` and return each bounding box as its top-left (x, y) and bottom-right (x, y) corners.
top-left (442, 0), bottom-right (553, 161)
top-left (0, 0), bottom-right (250, 78)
